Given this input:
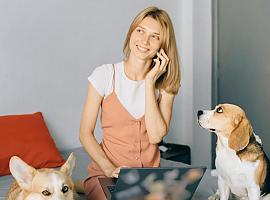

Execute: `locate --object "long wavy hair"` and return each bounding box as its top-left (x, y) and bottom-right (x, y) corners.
top-left (123, 6), bottom-right (181, 94)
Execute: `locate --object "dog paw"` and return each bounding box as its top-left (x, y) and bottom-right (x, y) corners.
top-left (210, 169), bottom-right (218, 177)
top-left (208, 193), bottom-right (220, 200)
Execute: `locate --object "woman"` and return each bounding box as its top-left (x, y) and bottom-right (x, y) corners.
top-left (79, 6), bottom-right (181, 199)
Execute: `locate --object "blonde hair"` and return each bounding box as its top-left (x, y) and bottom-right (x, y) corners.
top-left (123, 6), bottom-right (181, 94)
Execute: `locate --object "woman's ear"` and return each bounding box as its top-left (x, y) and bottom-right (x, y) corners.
top-left (228, 116), bottom-right (253, 151)
top-left (9, 156), bottom-right (36, 190)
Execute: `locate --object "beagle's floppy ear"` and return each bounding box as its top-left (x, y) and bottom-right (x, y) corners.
top-left (228, 115), bottom-right (252, 151)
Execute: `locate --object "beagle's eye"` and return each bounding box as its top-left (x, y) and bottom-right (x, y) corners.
top-left (216, 107), bottom-right (223, 113)
top-left (42, 190), bottom-right (51, 196)
top-left (62, 185), bottom-right (69, 193)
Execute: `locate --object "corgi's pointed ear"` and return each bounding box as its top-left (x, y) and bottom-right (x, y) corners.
top-left (9, 156), bottom-right (36, 190)
top-left (228, 116), bottom-right (252, 151)
top-left (60, 152), bottom-right (76, 177)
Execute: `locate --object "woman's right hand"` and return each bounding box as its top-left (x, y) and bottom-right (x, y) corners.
top-left (146, 49), bottom-right (169, 84)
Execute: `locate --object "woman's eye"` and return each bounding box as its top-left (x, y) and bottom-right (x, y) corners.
top-left (216, 107), bottom-right (223, 113)
top-left (42, 190), bottom-right (51, 196)
top-left (136, 28), bottom-right (143, 33)
top-left (62, 185), bottom-right (69, 193)
top-left (151, 35), bottom-right (159, 40)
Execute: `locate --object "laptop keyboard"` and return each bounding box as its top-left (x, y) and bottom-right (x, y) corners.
top-left (107, 185), bottom-right (116, 194)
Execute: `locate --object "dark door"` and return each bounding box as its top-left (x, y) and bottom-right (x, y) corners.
top-left (213, 0), bottom-right (270, 167)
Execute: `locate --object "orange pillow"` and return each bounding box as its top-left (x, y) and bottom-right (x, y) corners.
top-left (0, 112), bottom-right (65, 176)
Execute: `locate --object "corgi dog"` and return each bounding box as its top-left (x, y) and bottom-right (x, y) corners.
top-left (7, 153), bottom-right (76, 200)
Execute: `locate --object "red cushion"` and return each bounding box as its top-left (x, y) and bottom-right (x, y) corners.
top-left (0, 112), bottom-right (65, 176)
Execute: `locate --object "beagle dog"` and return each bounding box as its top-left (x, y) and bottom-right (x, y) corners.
top-left (197, 104), bottom-right (270, 200)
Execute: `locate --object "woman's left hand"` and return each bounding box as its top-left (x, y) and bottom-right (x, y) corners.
top-left (108, 166), bottom-right (129, 178)
top-left (146, 49), bottom-right (169, 84)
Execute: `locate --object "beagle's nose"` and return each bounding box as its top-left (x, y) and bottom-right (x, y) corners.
top-left (197, 110), bottom-right (203, 117)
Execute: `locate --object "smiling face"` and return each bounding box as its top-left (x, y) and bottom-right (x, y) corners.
top-left (129, 16), bottom-right (162, 61)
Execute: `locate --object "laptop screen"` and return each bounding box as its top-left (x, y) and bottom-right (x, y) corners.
top-left (111, 167), bottom-right (206, 200)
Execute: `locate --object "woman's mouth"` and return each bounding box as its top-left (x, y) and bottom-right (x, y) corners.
top-left (136, 45), bottom-right (149, 53)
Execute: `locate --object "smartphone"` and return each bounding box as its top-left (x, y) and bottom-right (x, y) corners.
top-left (151, 49), bottom-right (161, 68)
top-left (151, 55), bottom-right (158, 68)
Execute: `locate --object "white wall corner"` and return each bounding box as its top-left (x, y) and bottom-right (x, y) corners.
top-left (192, 0), bottom-right (212, 168)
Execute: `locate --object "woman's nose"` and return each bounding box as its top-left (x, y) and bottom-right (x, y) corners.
top-left (141, 34), bottom-right (150, 45)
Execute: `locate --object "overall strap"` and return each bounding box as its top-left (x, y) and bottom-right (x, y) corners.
top-left (112, 64), bottom-right (116, 92)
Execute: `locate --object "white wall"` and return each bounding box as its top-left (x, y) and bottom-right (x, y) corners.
top-left (0, 0), bottom-right (212, 167)
top-left (165, 0), bottom-right (212, 167)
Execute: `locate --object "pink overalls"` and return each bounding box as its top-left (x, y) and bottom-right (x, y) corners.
top-left (84, 64), bottom-right (160, 199)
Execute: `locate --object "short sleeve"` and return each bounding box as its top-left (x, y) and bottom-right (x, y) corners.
top-left (88, 64), bottom-right (113, 97)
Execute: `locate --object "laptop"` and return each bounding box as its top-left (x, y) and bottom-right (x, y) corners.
top-left (99, 167), bottom-right (206, 200)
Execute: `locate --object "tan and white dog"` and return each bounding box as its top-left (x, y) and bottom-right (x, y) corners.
top-left (197, 104), bottom-right (270, 200)
top-left (7, 153), bottom-right (76, 200)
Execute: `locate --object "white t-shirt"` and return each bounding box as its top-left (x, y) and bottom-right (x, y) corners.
top-left (88, 61), bottom-right (155, 119)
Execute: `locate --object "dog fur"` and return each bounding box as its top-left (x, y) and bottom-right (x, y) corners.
top-left (197, 104), bottom-right (270, 200)
top-left (6, 153), bottom-right (76, 200)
